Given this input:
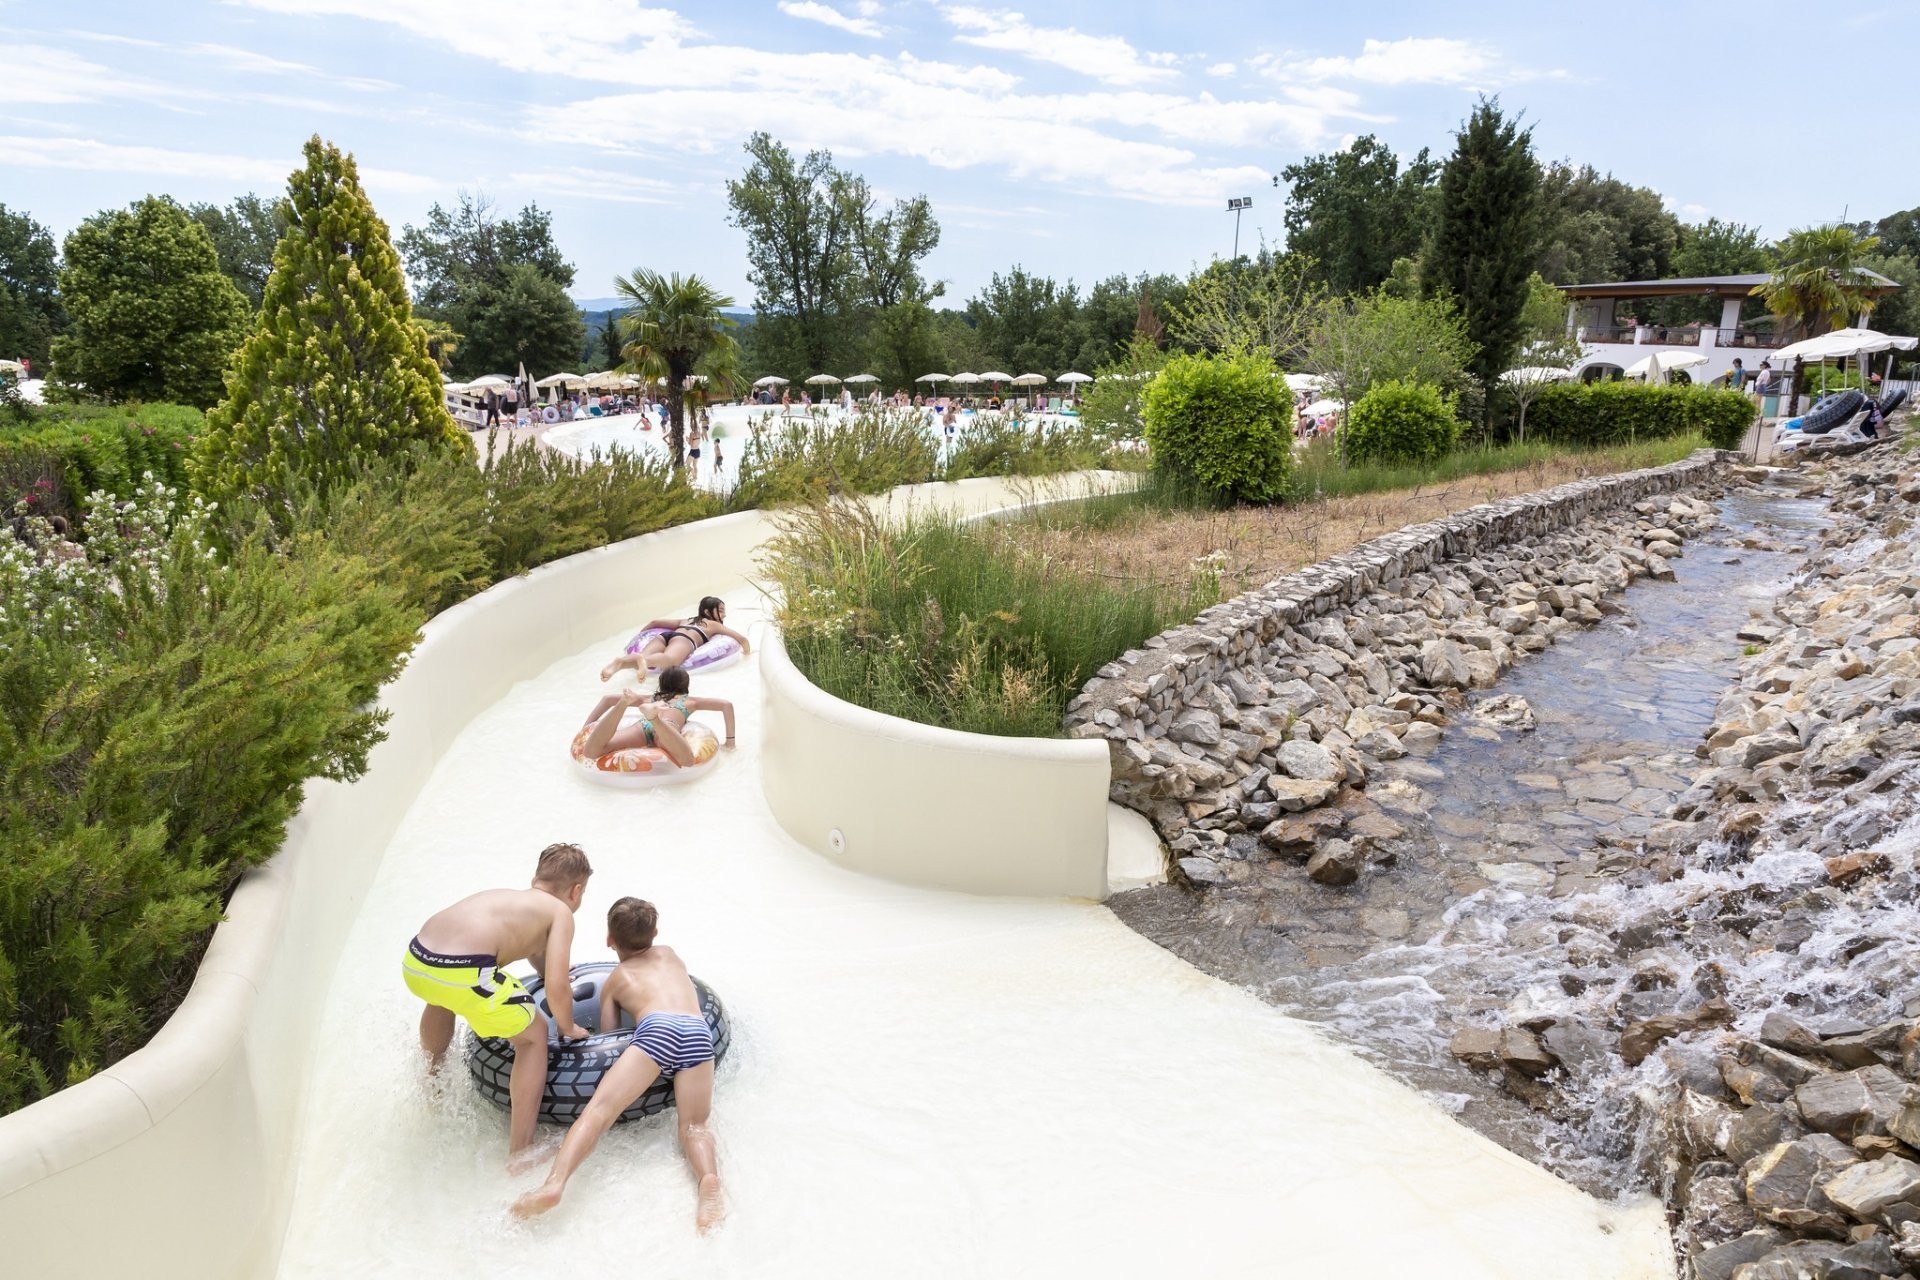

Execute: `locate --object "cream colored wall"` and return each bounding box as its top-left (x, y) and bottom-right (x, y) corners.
top-left (759, 632), bottom-right (1113, 898)
top-left (0, 472), bottom-right (1135, 1278)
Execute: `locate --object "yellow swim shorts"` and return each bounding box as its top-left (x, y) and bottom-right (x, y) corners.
top-left (402, 937), bottom-right (538, 1039)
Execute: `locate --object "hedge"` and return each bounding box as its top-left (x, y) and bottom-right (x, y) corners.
top-left (1342, 380), bottom-right (1460, 465)
top-left (1142, 351), bottom-right (1293, 503)
top-left (1522, 382), bottom-right (1755, 451)
top-left (1, 404), bottom-right (201, 527)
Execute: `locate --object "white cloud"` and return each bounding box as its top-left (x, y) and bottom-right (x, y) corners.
top-left (511, 166), bottom-right (685, 205)
top-left (778, 1), bottom-right (882, 39)
top-left (942, 6), bottom-right (1179, 86)
top-left (0, 134), bottom-right (441, 194)
top-left (1289, 37), bottom-right (1495, 86)
top-left (238, 0), bottom-right (692, 71)
top-left (0, 45), bottom-right (184, 106)
top-left (1206, 62), bottom-right (1237, 79)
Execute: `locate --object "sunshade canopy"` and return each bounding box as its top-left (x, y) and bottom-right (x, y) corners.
top-left (1056, 371), bottom-right (1092, 384)
top-left (1625, 351), bottom-right (1708, 378)
top-left (752, 375), bottom-right (789, 387)
top-left (1501, 366), bottom-right (1577, 384)
top-left (951, 372), bottom-right (981, 384)
top-left (916, 372), bottom-right (950, 383)
top-left (1773, 327), bottom-right (1919, 363)
top-left (843, 373), bottom-right (880, 383)
top-left (804, 373), bottom-right (841, 385)
top-left (1011, 373), bottom-right (1048, 386)
top-left (978, 371), bottom-right (1012, 382)
top-left (1283, 373), bottom-right (1324, 392)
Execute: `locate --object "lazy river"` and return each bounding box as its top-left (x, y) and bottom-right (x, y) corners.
top-left (272, 571), bottom-right (1671, 1276)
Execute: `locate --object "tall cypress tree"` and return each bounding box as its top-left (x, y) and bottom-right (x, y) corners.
top-left (197, 136), bottom-right (469, 511)
top-left (1424, 99), bottom-right (1540, 401)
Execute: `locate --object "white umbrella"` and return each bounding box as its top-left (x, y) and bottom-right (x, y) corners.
top-left (1056, 371), bottom-right (1092, 384)
top-left (1011, 373), bottom-right (1048, 386)
top-left (804, 373), bottom-right (842, 385)
top-left (915, 373), bottom-right (951, 384)
top-left (0, 359), bottom-right (23, 376)
top-left (1624, 350), bottom-right (1708, 381)
top-left (466, 374), bottom-right (512, 390)
top-left (536, 371), bottom-right (587, 388)
top-left (843, 373), bottom-right (880, 383)
top-left (752, 375), bottom-right (789, 388)
top-left (1500, 366), bottom-right (1576, 384)
top-left (978, 371), bottom-right (1012, 383)
top-left (1773, 327), bottom-right (1919, 363)
top-left (1283, 373), bottom-right (1323, 392)
top-left (441, 380), bottom-right (469, 394)
top-left (1303, 398), bottom-right (1344, 416)
top-left (951, 372), bottom-right (981, 385)
top-left (584, 370), bottom-right (627, 390)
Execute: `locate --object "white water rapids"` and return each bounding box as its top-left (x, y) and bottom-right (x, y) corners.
top-left (273, 592), bottom-right (1671, 1278)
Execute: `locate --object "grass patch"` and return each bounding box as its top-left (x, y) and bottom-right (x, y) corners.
top-left (765, 499), bottom-right (1214, 737)
top-left (1289, 433), bottom-right (1706, 500)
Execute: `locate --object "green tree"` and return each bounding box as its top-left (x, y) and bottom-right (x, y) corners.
top-left (0, 204), bottom-right (64, 368)
top-left (1282, 135), bottom-right (1438, 294)
top-left (614, 269), bottom-right (738, 469)
top-left (396, 194), bottom-right (576, 378)
top-left (726, 133), bottom-right (867, 372)
top-left (1753, 224), bottom-right (1881, 340)
top-left (414, 315), bottom-right (463, 372)
top-left (864, 297), bottom-right (943, 390)
top-left (50, 197), bottom-right (249, 407)
top-left (1306, 288), bottom-right (1477, 450)
top-left (188, 193), bottom-right (288, 308)
top-left (1859, 253), bottom-right (1920, 352)
top-left (1167, 248), bottom-right (1320, 367)
top-left (1673, 217), bottom-right (1770, 279)
top-left (196, 136), bottom-right (468, 511)
top-left (1532, 163), bottom-right (1678, 285)
top-left (593, 310), bottom-right (625, 370)
top-left (1855, 205), bottom-right (1920, 260)
top-left (458, 262), bottom-right (586, 377)
top-left (1067, 272), bottom-right (1186, 371)
top-left (1425, 98), bottom-right (1541, 404)
top-left (966, 267), bottom-right (1082, 374)
top-left (1502, 274), bottom-right (1581, 442)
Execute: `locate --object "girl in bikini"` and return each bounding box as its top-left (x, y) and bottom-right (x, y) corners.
top-left (577, 666), bottom-right (737, 767)
top-left (600, 597), bottom-right (751, 682)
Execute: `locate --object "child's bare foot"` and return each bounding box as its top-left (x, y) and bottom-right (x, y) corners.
top-left (696, 1175), bottom-right (726, 1234)
top-left (510, 1184), bottom-right (563, 1220)
top-left (599, 660), bottom-right (620, 682)
top-left (505, 1135), bottom-right (561, 1176)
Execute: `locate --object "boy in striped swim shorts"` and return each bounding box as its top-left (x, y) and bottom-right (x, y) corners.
top-left (512, 897), bottom-right (724, 1232)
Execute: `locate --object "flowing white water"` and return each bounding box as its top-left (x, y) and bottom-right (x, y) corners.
top-left (275, 593), bottom-right (1672, 1278)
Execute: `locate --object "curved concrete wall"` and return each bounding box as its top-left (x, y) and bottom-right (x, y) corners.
top-left (759, 631), bottom-right (1112, 898)
top-left (0, 470), bottom-right (1133, 1278)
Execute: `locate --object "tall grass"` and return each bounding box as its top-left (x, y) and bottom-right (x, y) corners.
top-left (729, 409), bottom-right (937, 508)
top-left (764, 500), bottom-right (1214, 737)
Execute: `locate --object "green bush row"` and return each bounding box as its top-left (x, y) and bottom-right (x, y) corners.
top-left (0, 403), bottom-right (201, 526)
top-left (1521, 381), bottom-right (1756, 450)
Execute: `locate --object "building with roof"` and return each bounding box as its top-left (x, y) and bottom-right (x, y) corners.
top-left (1561, 270), bottom-right (1901, 383)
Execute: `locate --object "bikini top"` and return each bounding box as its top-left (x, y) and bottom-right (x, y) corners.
top-left (676, 622), bottom-right (712, 645)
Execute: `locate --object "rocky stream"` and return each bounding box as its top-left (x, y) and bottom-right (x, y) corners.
top-left (1103, 432), bottom-right (1920, 1280)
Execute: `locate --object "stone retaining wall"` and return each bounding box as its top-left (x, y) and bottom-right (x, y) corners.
top-left (1064, 448), bottom-right (1730, 881)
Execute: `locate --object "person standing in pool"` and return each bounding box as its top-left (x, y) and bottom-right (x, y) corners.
top-left (512, 897), bottom-right (724, 1232)
top-left (402, 843), bottom-right (594, 1170)
top-left (601, 597), bottom-right (751, 679)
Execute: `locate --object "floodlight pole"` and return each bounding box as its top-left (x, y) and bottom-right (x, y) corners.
top-left (1226, 196), bottom-right (1252, 264)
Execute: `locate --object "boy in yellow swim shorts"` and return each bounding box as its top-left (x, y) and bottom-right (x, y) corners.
top-left (403, 842), bottom-right (594, 1169)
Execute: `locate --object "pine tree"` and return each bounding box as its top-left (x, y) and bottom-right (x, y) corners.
top-left (1424, 99), bottom-right (1540, 402)
top-left (196, 136), bottom-right (470, 511)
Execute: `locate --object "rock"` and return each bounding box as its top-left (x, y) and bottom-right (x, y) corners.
top-left (1730, 1237), bottom-right (1901, 1278)
top-left (1692, 1230), bottom-right (1784, 1280)
top-left (1796, 1067), bottom-right (1910, 1142)
top-left (1621, 999), bottom-right (1735, 1066)
top-left (1268, 776), bottom-right (1340, 812)
top-left (1728, 1103), bottom-right (1808, 1169)
top-left (1257, 809), bottom-right (1346, 854)
top-left (1400, 721), bottom-right (1444, 754)
top-left (1352, 728), bottom-right (1407, 760)
top-left (1474, 693), bottom-right (1537, 730)
top-left (1687, 1162), bottom-right (1758, 1246)
top-left (1305, 840), bottom-right (1362, 886)
top-left (1884, 1088), bottom-right (1920, 1150)
top-left (1419, 637), bottom-right (1472, 689)
top-left (1734, 731), bottom-right (1804, 769)
top-left (1763, 1013), bottom-right (1826, 1057)
top-left (1823, 1155), bottom-right (1920, 1224)
top-left (1451, 1026), bottom-right (1503, 1071)
top-left (1273, 739), bottom-right (1342, 782)
top-left (1168, 708), bottom-right (1222, 746)
top-left (1499, 1027), bottom-right (1558, 1077)
top-left (1175, 856), bottom-right (1228, 886)
top-left (1540, 1019), bottom-right (1613, 1073)
top-left (1827, 851), bottom-right (1892, 885)
top-left (1744, 1133), bottom-right (1861, 1235)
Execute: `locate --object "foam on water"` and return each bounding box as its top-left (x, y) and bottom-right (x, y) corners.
top-left (274, 591), bottom-right (1668, 1278)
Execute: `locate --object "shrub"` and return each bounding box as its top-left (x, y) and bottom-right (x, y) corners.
top-left (938, 416), bottom-right (1116, 480)
top-left (1340, 379), bottom-right (1460, 465)
top-left (1524, 382), bottom-right (1755, 451)
top-left (0, 478), bottom-right (419, 1108)
top-left (0, 404), bottom-right (201, 526)
top-left (1142, 351), bottom-right (1293, 503)
top-left (765, 500), bottom-right (1210, 737)
top-left (729, 409), bottom-right (937, 508)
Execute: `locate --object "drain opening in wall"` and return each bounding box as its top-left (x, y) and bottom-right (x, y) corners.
top-left (828, 828), bottom-right (846, 854)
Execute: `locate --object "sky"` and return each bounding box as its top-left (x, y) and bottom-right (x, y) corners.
top-left (5, 1), bottom-right (1916, 307)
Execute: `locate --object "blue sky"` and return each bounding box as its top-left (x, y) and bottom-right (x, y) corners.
top-left (6, 1), bottom-right (1915, 306)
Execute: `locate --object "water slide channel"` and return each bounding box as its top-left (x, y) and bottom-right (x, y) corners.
top-left (273, 501), bottom-right (1672, 1277)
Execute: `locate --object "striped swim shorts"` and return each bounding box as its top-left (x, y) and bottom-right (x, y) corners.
top-left (629, 1012), bottom-right (714, 1079)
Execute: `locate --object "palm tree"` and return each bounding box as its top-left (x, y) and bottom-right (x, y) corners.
top-left (412, 316), bottom-right (462, 372)
top-left (1752, 225), bottom-right (1881, 340)
top-left (612, 269), bottom-right (738, 471)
